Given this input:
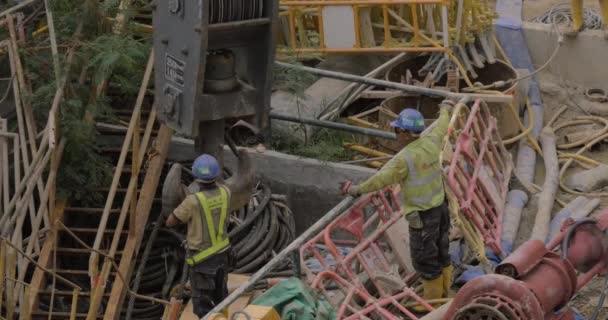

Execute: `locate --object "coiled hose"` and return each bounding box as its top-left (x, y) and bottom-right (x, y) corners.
top-left (229, 184), bottom-right (297, 275)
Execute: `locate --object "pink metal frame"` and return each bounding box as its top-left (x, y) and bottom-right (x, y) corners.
top-left (446, 99), bottom-right (512, 255)
top-left (300, 187), bottom-right (431, 319)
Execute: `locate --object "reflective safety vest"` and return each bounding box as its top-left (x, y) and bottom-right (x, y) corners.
top-left (401, 135), bottom-right (445, 215)
top-left (186, 187), bottom-right (230, 265)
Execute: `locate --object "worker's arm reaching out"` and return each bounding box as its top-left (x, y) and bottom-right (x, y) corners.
top-left (352, 154), bottom-right (409, 195)
top-left (344, 100), bottom-right (453, 197)
top-left (425, 103), bottom-right (451, 143)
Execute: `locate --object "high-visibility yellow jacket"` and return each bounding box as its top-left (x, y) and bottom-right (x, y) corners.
top-left (173, 186), bottom-right (231, 265)
top-left (359, 108), bottom-right (449, 216)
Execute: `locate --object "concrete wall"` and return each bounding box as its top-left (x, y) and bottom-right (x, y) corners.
top-left (522, 22), bottom-right (608, 90)
top-left (168, 137), bottom-right (376, 234)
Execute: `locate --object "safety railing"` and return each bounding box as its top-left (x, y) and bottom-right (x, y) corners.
top-left (300, 186), bottom-right (434, 319)
top-left (86, 51), bottom-right (158, 318)
top-left (443, 99), bottom-right (513, 262)
top-left (279, 0), bottom-right (451, 53)
top-left (0, 238), bottom-right (82, 319)
top-left (0, 14), bottom-right (76, 309)
top-left (278, 0), bottom-right (496, 54)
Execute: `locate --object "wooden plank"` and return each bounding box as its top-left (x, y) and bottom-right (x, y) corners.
top-left (102, 125), bottom-right (173, 320)
top-left (27, 199), bottom-right (66, 312)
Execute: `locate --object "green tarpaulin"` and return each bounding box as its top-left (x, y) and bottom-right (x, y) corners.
top-left (252, 278), bottom-right (336, 320)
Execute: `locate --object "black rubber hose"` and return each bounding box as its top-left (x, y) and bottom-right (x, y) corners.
top-left (230, 204), bottom-right (254, 246)
top-left (228, 183), bottom-right (271, 238)
top-left (237, 207), bottom-right (271, 258)
top-left (125, 211), bottom-right (167, 320)
top-left (236, 207), bottom-right (276, 267)
top-left (234, 252), bottom-right (270, 274)
top-left (233, 206), bottom-right (266, 255)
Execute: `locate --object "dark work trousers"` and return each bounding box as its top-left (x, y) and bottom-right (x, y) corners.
top-left (408, 202), bottom-right (451, 280)
top-left (189, 251), bottom-right (229, 318)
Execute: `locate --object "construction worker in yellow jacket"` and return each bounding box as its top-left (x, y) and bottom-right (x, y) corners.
top-left (570, 0), bottom-right (608, 38)
top-left (343, 100), bottom-right (454, 309)
top-left (166, 154), bottom-right (233, 317)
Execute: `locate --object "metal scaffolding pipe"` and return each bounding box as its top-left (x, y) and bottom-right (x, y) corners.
top-left (203, 196), bottom-right (356, 319)
top-left (270, 113), bottom-right (397, 140)
top-left (275, 62), bottom-right (514, 103)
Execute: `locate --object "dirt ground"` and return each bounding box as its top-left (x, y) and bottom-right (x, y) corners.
top-left (508, 70), bottom-right (608, 318)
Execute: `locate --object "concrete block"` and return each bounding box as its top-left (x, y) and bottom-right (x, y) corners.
top-left (522, 22), bottom-right (608, 90)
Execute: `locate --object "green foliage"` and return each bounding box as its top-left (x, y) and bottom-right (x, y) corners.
top-left (17, 0), bottom-right (151, 205)
top-left (271, 128), bottom-right (357, 162)
top-left (273, 58), bottom-right (318, 97)
top-left (55, 99), bottom-right (113, 205)
top-left (82, 34), bottom-right (149, 95)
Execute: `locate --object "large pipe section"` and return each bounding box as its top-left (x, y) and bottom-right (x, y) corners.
top-left (446, 209), bottom-right (608, 320)
top-left (530, 127), bottom-right (559, 241)
top-left (500, 190), bottom-right (528, 254)
top-left (496, 8), bottom-right (545, 243)
top-left (269, 112), bottom-right (397, 140)
top-left (547, 196), bottom-right (587, 241)
top-left (275, 62), bottom-right (514, 103)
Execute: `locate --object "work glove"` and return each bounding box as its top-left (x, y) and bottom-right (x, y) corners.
top-left (341, 181), bottom-right (360, 197)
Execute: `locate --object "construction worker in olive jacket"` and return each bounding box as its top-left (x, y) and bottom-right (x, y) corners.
top-left (343, 100), bottom-right (454, 309)
top-left (166, 151), bottom-right (253, 317)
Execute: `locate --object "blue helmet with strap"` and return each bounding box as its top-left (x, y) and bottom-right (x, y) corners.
top-left (391, 108), bottom-right (425, 133)
top-left (192, 154), bottom-right (220, 182)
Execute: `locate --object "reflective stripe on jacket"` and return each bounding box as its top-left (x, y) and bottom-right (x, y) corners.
top-left (358, 108), bottom-right (448, 215)
top-left (186, 187), bottom-right (230, 265)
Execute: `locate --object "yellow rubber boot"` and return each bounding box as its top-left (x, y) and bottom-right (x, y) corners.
top-left (413, 276), bottom-right (443, 313)
top-left (442, 265), bottom-right (453, 298)
top-left (600, 0), bottom-right (608, 39)
top-left (571, 0), bottom-right (584, 33)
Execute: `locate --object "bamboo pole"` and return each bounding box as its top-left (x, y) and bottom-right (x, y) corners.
top-left (1, 237), bottom-right (80, 290)
top-left (4, 148), bottom-right (52, 237)
top-left (5, 35), bottom-right (50, 237)
top-left (70, 288), bottom-right (80, 320)
top-left (0, 132), bottom-right (48, 224)
top-left (0, 240), bottom-right (6, 316)
top-left (102, 125), bottom-right (173, 320)
top-left (87, 52), bottom-right (155, 319)
top-left (0, 119), bottom-right (9, 214)
top-left (42, 0), bottom-right (61, 84)
top-left (22, 286), bottom-right (31, 320)
top-left (0, 0), bottom-right (39, 17)
top-left (88, 107), bottom-right (156, 319)
top-left (0, 131), bottom-right (19, 216)
top-left (6, 246), bottom-right (16, 320)
top-left (14, 140), bottom-right (65, 297)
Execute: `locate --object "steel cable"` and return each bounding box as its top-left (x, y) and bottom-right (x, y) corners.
top-left (531, 3), bottom-right (604, 30)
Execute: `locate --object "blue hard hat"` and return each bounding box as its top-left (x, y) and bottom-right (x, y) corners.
top-left (192, 154), bottom-right (220, 182)
top-left (391, 108), bottom-right (425, 132)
